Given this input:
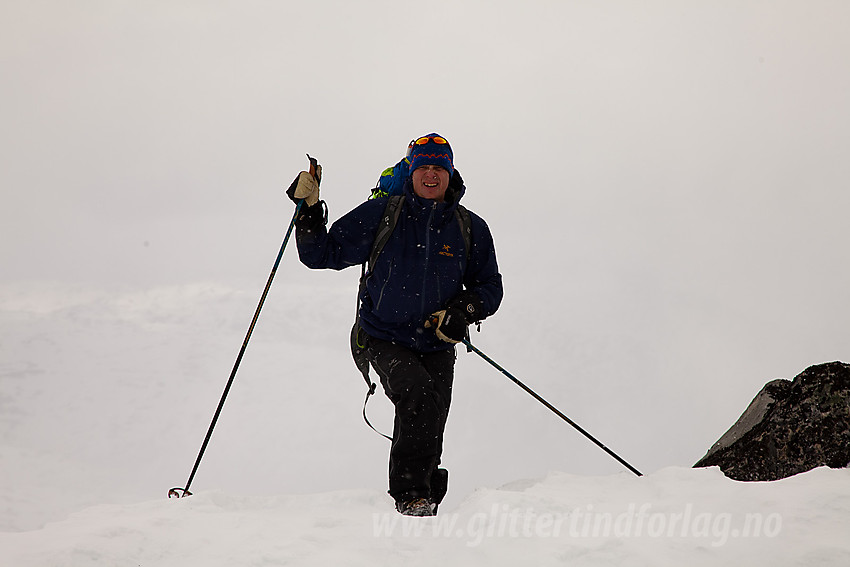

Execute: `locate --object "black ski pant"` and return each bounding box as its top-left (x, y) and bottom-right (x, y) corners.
top-left (366, 337), bottom-right (454, 504)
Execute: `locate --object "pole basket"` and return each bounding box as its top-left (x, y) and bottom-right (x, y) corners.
top-left (168, 487), bottom-right (192, 499)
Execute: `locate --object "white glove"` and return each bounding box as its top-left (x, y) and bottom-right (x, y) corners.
top-left (291, 170), bottom-right (320, 207)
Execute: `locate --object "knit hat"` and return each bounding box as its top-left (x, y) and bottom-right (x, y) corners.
top-left (408, 133), bottom-right (454, 175)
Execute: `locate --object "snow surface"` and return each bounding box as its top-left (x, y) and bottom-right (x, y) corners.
top-left (3, 463), bottom-right (850, 565)
top-left (2, 282), bottom-right (849, 566)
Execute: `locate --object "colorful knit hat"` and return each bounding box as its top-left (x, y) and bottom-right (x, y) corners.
top-left (408, 133), bottom-right (454, 175)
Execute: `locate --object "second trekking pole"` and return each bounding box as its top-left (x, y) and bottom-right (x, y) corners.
top-left (169, 156), bottom-right (318, 498)
top-left (462, 338), bottom-right (643, 477)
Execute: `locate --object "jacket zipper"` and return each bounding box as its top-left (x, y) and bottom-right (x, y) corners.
top-left (420, 202), bottom-right (437, 319)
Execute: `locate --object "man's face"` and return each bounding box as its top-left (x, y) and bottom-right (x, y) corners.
top-left (411, 165), bottom-right (451, 202)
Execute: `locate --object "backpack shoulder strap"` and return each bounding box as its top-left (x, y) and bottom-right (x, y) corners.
top-left (369, 195), bottom-right (405, 270)
top-left (352, 194), bottom-right (406, 382)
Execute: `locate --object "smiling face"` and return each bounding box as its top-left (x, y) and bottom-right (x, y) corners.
top-left (411, 165), bottom-right (451, 202)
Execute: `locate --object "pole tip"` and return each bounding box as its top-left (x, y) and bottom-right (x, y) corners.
top-left (168, 487), bottom-right (192, 498)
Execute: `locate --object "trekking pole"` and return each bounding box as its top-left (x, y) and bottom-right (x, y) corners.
top-left (169, 157), bottom-right (317, 499)
top-left (462, 338), bottom-right (643, 477)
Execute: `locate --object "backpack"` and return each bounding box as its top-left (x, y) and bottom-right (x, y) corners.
top-left (371, 157), bottom-right (410, 199)
top-left (350, 195), bottom-right (472, 438)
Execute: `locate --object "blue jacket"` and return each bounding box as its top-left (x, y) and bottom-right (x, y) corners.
top-left (295, 175), bottom-right (503, 352)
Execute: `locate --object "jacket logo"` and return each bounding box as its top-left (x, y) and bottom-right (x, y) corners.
top-left (439, 244), bottom-right (454, 258)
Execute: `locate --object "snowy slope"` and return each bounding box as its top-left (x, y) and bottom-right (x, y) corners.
top-left (2, 283), bottom-right (849, 566)
top-left (0, 278), bottom-right (668, 533)
top-left (2, 466), bottom-right (849, 566)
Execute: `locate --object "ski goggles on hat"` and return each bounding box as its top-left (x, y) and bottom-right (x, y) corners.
top-left (414, 136), bottom-right (449, 145)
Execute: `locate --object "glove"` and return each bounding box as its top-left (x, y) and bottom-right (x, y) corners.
top-left (286, 168), bottom-right (321, 207)
top-left (426, 291), bottom-right (485, 343)
top-left (426, 307), bottom-right (468, 344)
top-left (445, 291), bottom-right (484, 324)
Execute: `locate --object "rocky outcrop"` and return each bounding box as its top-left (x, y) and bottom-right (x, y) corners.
top-left (695, 361), bottom-right (850, 481)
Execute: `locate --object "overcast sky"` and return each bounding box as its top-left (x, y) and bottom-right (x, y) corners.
top-left (2, 1), bottom-right (849, 491)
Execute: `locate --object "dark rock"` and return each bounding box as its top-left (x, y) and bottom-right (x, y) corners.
top-left (694, 361), bottom-right (850, 481)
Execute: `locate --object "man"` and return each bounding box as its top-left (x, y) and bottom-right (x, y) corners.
top-left (287, 133), bottom-right (503, 516)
